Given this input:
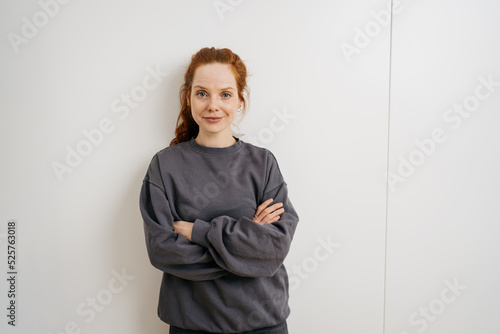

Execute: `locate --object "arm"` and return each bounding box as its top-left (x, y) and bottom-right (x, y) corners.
top-left (139, 156), bottom-right (229, 281)
top-left (173, 199), bottom-right (284, 241)
top-left (190, 152), bottom-right (299, 278)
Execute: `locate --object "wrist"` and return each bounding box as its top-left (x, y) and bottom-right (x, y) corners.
top-left (191, 219), bottom-right (212, 248)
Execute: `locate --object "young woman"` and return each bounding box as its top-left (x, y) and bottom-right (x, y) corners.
top-left (139, 47), bottom-right (299, 334)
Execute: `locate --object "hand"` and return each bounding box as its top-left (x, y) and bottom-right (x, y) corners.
top-left (173, 220), bottom-right (194, 241)
top-left (253, 198), bottom-right (284, 225)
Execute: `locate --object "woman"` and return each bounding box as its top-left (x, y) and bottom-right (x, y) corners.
top-left (139, 47), bottom-right (299, 334)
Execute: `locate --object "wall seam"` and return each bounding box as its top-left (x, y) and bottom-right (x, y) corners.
top-left (382, 1), bottom-right (394, 333)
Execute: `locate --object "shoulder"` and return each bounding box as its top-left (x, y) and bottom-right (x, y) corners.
top-left (240, 139), bottom-right (275, 159)
top-left (240, 141), bottom-right (289, 189)
top-left (155, 140), bottom-right (190, 159)
top-left (144, 141), bottom-right (191, 177)
top-left (148, 140), bottom-right (193, 169)
top-left (239, 139), bottom-right (282, 172)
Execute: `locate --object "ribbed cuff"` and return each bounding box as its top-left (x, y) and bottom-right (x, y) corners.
top-left (191, 219), bottom-right (212, 248)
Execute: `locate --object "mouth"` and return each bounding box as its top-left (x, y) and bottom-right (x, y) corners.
top-left (203, 117), bottom-right (223, 123)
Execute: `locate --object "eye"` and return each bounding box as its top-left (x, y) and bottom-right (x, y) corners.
top-left (196, 91), bottom-right (207, 98)
top-left (222, 92), bottom-right (231, 98)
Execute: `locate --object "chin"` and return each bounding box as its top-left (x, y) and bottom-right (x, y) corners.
top-left (203, 127), bottom-right (227, 134)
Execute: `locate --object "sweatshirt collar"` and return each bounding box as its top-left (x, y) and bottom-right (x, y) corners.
top-left (188, 136), bottom-right (244, 155)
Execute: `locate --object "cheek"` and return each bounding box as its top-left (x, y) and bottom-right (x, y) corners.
top-left (224, 107), bottom-right (236, 118)
top-left (224, 100), bottom-right (238, 113)
top-left (191, 101), bottom-right (205, 115)
top-left (190, 106), bottom-right (201, 123)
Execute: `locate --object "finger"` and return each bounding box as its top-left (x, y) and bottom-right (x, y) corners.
top-left (255, 198), bottom-right (274, 217)
top-left (263, 215), bottom-right (280, 225)
top-left (270, 215), bottom-right (281, 223)
top-left (265, 215), bottom-right (281, 225)
top-left (268, 202), bottom-right (283, 212)
top-left (261, 208), bottom-right (284, 224)
top-left (256, 203), bottom-right (283, 221)
top-left (259, 198), bottom-right (274, 208)
top-left (253, 199), bottom-right (274, 222)
top-left (257, 202), bottom-right (282, 216)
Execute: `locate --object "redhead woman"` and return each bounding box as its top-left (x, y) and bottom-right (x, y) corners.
top-left (139, 47), bottom-right (299, 334)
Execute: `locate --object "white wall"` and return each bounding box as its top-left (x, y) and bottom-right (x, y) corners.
top-left (386, 0), bottom-right (500, 333)
top-left (0, 1), bottom-right (498, 333)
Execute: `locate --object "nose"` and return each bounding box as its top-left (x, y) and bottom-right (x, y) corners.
top-left (208, 96), bottom-right (220, 112)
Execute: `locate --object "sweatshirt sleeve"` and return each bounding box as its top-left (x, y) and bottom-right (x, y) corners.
top-left (191, 151), bottom-right (299, 278)
top-left (139, 154), bottom-right (229, 281)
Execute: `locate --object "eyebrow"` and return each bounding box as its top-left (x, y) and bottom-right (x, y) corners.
top-left (193, 85), bottom-right (235, 91)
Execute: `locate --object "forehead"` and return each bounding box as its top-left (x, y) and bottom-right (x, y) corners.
top-left (192, 63), bottom-right (237, 88)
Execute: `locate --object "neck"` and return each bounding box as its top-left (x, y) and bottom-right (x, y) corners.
top-left (195, 131), bottom-right (236, 148)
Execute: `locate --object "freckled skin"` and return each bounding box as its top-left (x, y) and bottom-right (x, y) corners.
top-left (188, 63), bottom-right (241, 147)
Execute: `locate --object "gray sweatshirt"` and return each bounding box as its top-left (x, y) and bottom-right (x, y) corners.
top-left (139, 137), bottom-right (299, 333)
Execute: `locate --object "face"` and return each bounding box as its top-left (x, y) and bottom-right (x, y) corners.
top-left (188, 63), bottom-right (241, 140)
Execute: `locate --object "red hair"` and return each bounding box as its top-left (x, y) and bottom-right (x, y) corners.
top-left (170, 47), bottom-right (249, 146)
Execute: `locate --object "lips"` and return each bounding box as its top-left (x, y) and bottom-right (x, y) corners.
top-left (204, 117), bottom-right (223, 123)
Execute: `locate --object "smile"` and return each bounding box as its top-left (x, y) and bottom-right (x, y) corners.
top-left (204, 117), bottom-right (223, 123)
